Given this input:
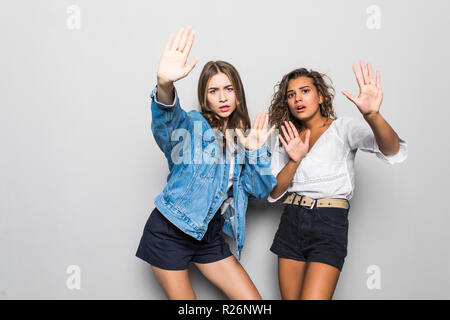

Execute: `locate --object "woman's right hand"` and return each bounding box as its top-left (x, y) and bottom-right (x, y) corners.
top-left (157, 26), bottom-right (199, 86)
top-left (279, 121), bottom-right (310, 163)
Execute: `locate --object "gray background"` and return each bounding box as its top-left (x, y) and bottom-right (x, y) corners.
top-left (1, 0), bottom-right (449, 299)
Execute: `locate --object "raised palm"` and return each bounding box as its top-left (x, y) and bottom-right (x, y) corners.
top-left (279, 121), bottom-right (310, 163)
top-left (342, 61), bottom-right (383, 117)
top-left (157, 26), bottom-right (199, 85)
top-left (236, 112), bottom-right (275, 151)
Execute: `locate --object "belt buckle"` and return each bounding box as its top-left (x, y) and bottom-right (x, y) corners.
top-left (309, 199), bottom-right (316, 210)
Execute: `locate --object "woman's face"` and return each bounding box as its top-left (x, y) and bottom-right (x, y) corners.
top-left (206, 72), bottom-right (237, 119)
top-left (286, 76), bottom-right (323, 122)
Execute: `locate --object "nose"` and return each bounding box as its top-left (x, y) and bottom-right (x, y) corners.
top-left (295, 90), bottom-right (302, 102)
top-left (219, 90), bottom-right (227, 103)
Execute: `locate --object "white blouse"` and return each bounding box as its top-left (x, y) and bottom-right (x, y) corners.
top-left (220, 151), bottom-right (235, 215)
top-left (267, 116), bottom-right (408, 202)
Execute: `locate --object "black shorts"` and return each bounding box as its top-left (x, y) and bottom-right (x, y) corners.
top-left (270, 203), bottom-right (349, 272)
top-left (136, 207), bottom-right (233, 270)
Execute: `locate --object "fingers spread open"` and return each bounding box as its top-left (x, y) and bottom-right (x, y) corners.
top-left (352, 64), bottom-right (364, 90)
top-left (304, 129), bottom-right (311, 144)
top-left (281, 125), bottom-right (291, 143)
top-left (184, 57), bottom-right (199, 77)
top-left (360, 60), bottom-right (370, 85)
top-left (182, 32), bottom-right (195, 59)
top-left (262, 113), bottom-right (269, 131)
top-left (342, 90), bottom-right (357, 104)
top-left (367, 63), bottom-right (374, 84)
top-left (265, 125), bottom-right (276, 142)
top-left (285, 120), bottom-right (295, 140)
top-left (164, 33), bottom-right (175, 53)
top-left (301, 129), bottom-right (311, 151)
top-left (278, 134), bottom-right (288, 148)
top-left (288, 121), bottom-right (299, 138)
top-left (258, 112), bottom-right (265, 130)
top-left (173, 28), bottom-right (184, 51)
top-left (178, 26), bottom-right (191, 52)
top-left (235, 128), bottom-right (246, 144)
top-left (253, 113), bottom-right (262, 130)
top-left (376, 71), bottom-right (381, 88)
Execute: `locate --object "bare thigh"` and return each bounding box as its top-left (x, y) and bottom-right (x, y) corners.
top-left (300, 262), bottom-right (341, 300)
top-left (194, 256), bottom-right (261, 300)
top-left (278, 257), bottom-right (307, 300)
top-left (151, 265), bottom-right (196, 300)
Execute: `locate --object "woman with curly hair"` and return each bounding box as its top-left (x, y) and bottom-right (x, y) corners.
top-left (267, 63), bottom-right (407, 299)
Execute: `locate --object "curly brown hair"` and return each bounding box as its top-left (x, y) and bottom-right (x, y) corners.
top-left (269, 68), bottom-right (337, 133)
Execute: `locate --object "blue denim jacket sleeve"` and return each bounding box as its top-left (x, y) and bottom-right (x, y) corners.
top-left (150, 86), bottom-right (189, 169)
top-left (240, 144), bottom-right (277, 200)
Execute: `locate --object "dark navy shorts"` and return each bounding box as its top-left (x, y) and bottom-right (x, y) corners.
top-left (270, 203), bottom-right (349, 272)
top-left (136, 207), bottom-right (233, 270)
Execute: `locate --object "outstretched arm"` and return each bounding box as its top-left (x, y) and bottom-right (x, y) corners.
top-left (151, 26), bottom-right (199, 166)
top-left (342, 61), bottom-right (399, 155)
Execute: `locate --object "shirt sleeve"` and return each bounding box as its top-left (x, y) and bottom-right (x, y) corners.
top-left (346, 118), bottom-right (408, 165)
top-left (266, 141), bottom-right (290, 203)
top-left (267, 190), bottom-right (287, 203)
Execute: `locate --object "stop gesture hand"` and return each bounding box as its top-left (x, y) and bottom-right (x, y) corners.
top-left (342, 61), bottom-right (383, 117)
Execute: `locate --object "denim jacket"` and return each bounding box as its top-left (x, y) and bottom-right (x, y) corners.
top-left (150, 86), bottom-right (277, 259)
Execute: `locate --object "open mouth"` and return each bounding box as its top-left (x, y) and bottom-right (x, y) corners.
top-left (296, 105), bottom-right (306, 113)
top-left (219, 105), bottom-right (231, 112)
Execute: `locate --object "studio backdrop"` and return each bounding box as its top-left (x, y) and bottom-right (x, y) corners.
top-left (1, 0), bottom-right (449, 299)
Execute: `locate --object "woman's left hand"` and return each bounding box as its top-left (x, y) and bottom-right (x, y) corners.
top-left (342, 61), bottom-right (383, 117)
top-left (236, 112), bottom-right (275, 151)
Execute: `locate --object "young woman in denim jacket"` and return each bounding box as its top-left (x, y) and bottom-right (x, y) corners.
top-left (136, 27), bottom-right (277, 299)
top-left (268, 62), bottom-right (407, 299)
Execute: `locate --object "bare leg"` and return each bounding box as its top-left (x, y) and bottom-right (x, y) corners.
top-left (194, 256), bottom-right (261, 300)
top-left (151, 266), bottom-right (196, 300)
top-left (299, 262), bottom-right (340, 300)
top-left (277, 257), bottom-right (307, 300)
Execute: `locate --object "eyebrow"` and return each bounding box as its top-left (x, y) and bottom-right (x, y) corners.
top-left (208, 84), bottom-right (233, 90)
top-left (287, 86), bottom-right (310, 92)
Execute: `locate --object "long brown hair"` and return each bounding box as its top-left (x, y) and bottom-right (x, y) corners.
top-left (198, 61), bottom-right (251, 132)
top-left (269, 68), bottom-right (336, 133)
